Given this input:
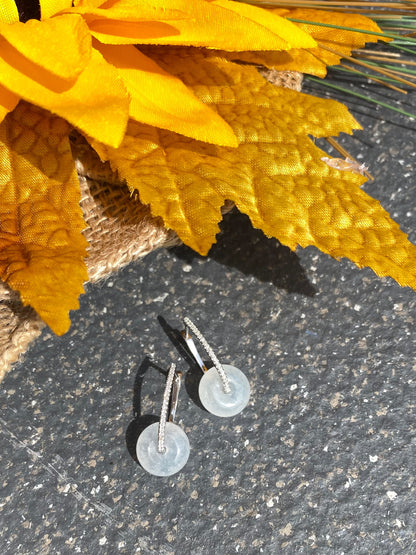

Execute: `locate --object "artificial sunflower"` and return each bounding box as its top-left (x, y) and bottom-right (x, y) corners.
top-left (0, 0), bottom-right (415, 345)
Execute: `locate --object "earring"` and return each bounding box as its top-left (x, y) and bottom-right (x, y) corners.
top-left (136, 363), bottom-right (190, 476)
top-left (182, 317), bottom-right (250, 417)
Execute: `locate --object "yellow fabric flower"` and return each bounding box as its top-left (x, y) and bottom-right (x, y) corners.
top-left (1, 0), bottom-right (415, 336)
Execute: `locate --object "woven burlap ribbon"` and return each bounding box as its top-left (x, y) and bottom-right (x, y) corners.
top-left (0, 70), bottom-right (302, 382)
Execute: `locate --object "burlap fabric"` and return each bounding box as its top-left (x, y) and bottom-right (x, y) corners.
top-left (0, 70), bottom-right (302, 382)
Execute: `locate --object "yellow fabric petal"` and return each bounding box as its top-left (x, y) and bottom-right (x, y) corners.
top-left (272, 7), bottom-right (384, 45)
top-left (0, 45), bottom-right (129, 147)
top-left (86, 19), bottom-right (180, 44)
top-left (0, 102), bottom-right (88, 334)
top-left (0, 85), bottom-right (19, 123)
top-left (73, 0), bottom-right (103, 6)
top-left (96, 42), bottom-right (237, 146)
top-left (211, 0), bottom-right (316, 49)
top-left (0, 0), bottom-right (19, 24)
top-left (41, 0), bottom-right (74, 19)
top-left (0, 15), bottom-right (91, 81)
top-left (69, 0), bottom-right (186, 21)
top-left (69, 0), bottom-right (188, 45)
top-left (236, 8), bottom-right (386, 77)
top-left (82, 0), bottom-right (316, 49)
top-left (221, 49), bottom-right (328, 79)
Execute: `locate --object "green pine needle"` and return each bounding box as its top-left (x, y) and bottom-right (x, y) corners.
top-left (287, 18), bottom-right (416, 44)
top-left (288, 12), bottom-right (416, 122)
top-left (331, 65), bottom-right (410, 87)
top-left (306, 76), bottom-right (416, 120)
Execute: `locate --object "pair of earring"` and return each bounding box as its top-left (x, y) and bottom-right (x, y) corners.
top-left (136, 317), bottom-right (251, 477)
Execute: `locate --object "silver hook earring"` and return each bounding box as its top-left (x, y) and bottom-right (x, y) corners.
top-left (182, 317), bottom-right (250, 417)
top-left (136, 363), bottom-right (190, 476)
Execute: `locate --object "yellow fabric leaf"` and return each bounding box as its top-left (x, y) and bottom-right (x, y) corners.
top-left (77, 0), bottom-right (315, 50)
top-left (0, 15), bottom-right (91, 81)
top-left (224, 8), bottom-right (385, 77)
top-left (0, 45), bottom-right (129, 147)
top-left (96, 43), bottom-right (237, 146)
top-left (0, 102), bottom-right (88, 334)
top-left (93, 52), bottom-right (416, 289)
top-left (141, 47), bottom-right (361, 137)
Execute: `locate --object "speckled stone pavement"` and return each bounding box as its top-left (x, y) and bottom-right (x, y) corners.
top-left (1, 84), bottom-right (415, 554)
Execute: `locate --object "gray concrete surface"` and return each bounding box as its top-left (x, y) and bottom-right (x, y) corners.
top-left (1, 78), bottom-right (415, 554)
